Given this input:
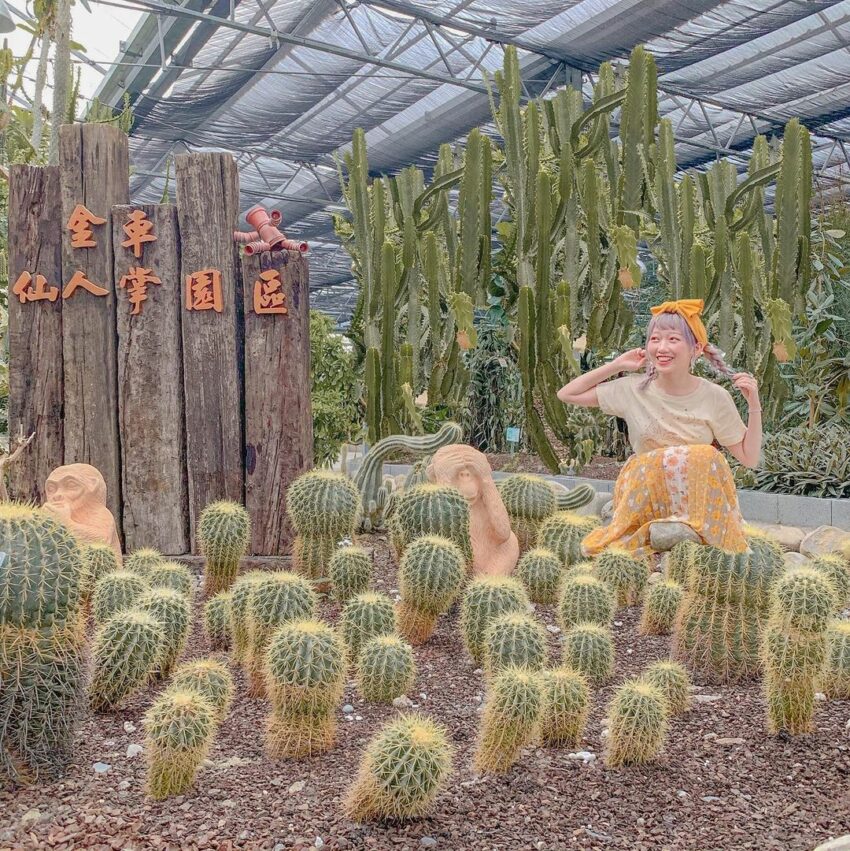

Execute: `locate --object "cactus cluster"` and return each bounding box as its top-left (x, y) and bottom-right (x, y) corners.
top-left (287, 471), bottom-right (361, 583)
top-left (198, 500), bottom-right (251, 596)
top-left (341, 592), bottom-right (397, 662)
top-left (229, 571), bottom-right (267, 664)
top-left (558, 574), bottom-right (615, 630)
top-left (483, 613), bottom-right (548, 675)
top-left (460, 576), bottom-right (530, 663)
top-left (357, 635), bottom-right (416, 703)
top-left (264, 620), bottom-right (346, 758)
top-left (497, 474), bottom-right (556, 551)
top-left (170, 659), bottom-right (235, 723)
top-left (81, 542), bottom-right (120, 592)
top-left (640, 661), bottom-right (691, 715)
top-left (538, 667), bottom-right (589, 748)
top-left (148, 561), bottom-right (194, 598)
top-left (397, 536), bottom-right (465, 644)
top-left (92, 570), bottom-right (148, 624)
top-left (391, 484), bottom-right (472, 565)
top-left (593, 547), bottom-right (648, 607)
top-left (639, 580), bottom-right (684, 635)
top-left (604, 679), bottom-right (669, 767)
top-left (124, 547), bottom-right (167, 578)
top-left (344, 713), bottom-right (453, 822)
top-left (821, 621), bottom-right (850, 700)
top-left (762, 567), bottom-right (834, 734)
top-left (329, 546), bottom-right (373, 603)
top-left (134, 588), bottom-right (192, 679)
top-left (515, 548), bottom-right (563, 605)
top-left (203, 591), bottom-right (232, 650)
top-left (538, 512), bottom-right (600, 566)
top-left (561, 623), bottom-right (614, 685)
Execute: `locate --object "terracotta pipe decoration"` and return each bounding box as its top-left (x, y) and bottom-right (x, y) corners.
top-left (233, 205), bottom-right (309, 254)
top-left (246, 204), bottom-right (286, 249)
top-left (243, 240), bottom-right (271, 255)
top-left (269, 209), bottom-right (282, 225)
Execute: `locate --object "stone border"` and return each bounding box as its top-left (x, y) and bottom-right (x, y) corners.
top-left (377, 463), bottom-right (850, 531)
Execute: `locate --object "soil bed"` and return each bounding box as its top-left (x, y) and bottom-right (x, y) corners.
top-left (2, 536), bottom-right (849, 851)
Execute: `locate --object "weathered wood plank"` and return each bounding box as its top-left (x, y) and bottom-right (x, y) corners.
top-left (59, 125), bottom-right (129, 535)
top-left (175, 153), bottom-right (243, 551)
top-left (242, 250), bottom-right (313, 555)
top-left (7, 165), bottom-right (64, 503)
top-left (113, 204), bottom-right (189, 553)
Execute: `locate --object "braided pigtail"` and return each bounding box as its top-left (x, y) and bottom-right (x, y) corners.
top-left (701, 343), bottom-right (736, 378)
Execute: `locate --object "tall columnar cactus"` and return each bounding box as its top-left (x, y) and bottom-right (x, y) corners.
top-left (82, 542), bottom-right (120, 592)
top-left (329, 546), bottom-right (373, 603)
top-left (170, 659), bottom-right (235, 723)
top-left (286, 471), bottom-right (361, 583)
top-left (515, 548), bottom-right (563, 605)
top-left (821, 621), bottom-right (850, 700)
top-left (497, 474), bottom-right (556, 551)
top-left (92, 570), bottom-right (149, 625)
top-left (229, 571), bottom-right (267, 664)
top-left (483, 613), bottom-right (548, 675)
top-left (762, 567), bottom-right (834, 735)
top-left (397, 536), bottom-right (465, 645)
top-left (392, 484), bottom-right (472, 565)
top-left (561, 623), bottom-right (614, 685)
top-left (640, 661), bottom-right (691, 716)
top-left (144, 688), bottom-right (216, 799)
top-left (340, 592), bottom-right (397, 662)
top-left (124, 548), bottom-right (166, 578)
top-left (148, 561), bottom-right (194, 598)
top-left (810, 554), bottom-right (849, 611)
top-left (264, 620), bottom-right (346, 758)
top-left (460, 577), bottom-right (530, 663)
top-left (639, 580), bottom-right (683, 636)
top-left (558, 574), bottom-right (615, 629)
top-left (357, 635), bottom-right (416, 703)
top-left (89, 611), bottom-right (165, 712)
top-left (539, 512), bottom-right (600, 567)
top-left (604, 679), bottom-right (669, 767)
top-left (134, 588), bottom-right (192, 679)
top-left (673, 544), bottom-right (784, 684)
top-left (538, 667), bottom-right (590, 748)
top-left (344, 713), bottom-right (453, 823)
top-left (203, 591), bottom-right (232, 651)
top-left (246, 572), bottom-right (318, 695)
top-left (198, 500), bottom-right (251, 596)
top-left (593, 547), bottom-right (648, 607)
top-left (474, 666), bottom-right (543, 773)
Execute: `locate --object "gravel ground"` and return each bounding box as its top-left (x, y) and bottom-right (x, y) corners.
top-left (2, 536), bottom-right (850, 851)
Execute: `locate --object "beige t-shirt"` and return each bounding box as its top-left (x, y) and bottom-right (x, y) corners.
top-left (595, 375), bottom-right (747, 455)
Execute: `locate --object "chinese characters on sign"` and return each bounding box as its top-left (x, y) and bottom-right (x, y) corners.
top-left (119, 267), bottom-right (162, 315)
top-left (253, 270), bottom-right (288, 315)
top-left (12, 271), bottom-right (60, 303)
top-left (121, 209), bottom-right (157, 258)
top-left (186, 269), bottom-right (223, 313)
top-left (67, 204), bottom-right (106, 249)
top-left (63, 271), bottom-right (109, 299)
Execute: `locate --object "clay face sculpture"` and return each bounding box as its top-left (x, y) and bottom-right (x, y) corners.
top-left (427, 445), bottom-right (518, 576)
top-left (42, 463), bottom-right (122, 562)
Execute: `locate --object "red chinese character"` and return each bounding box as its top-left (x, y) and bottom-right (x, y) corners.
top-left (67, 204), bottom-right (106, 249)
top-left (11, 271), bottom-right (60, 303)
top-left (121, 210), bottom-right (157, 259)
top-left (253, 269), bottom-right (288, 315)
top-left (119, 266), bottom-right (162, 315)
top-left (62, 271), bottom-right (109, 299)
top-left (185, 269), bottom-right (223, 312)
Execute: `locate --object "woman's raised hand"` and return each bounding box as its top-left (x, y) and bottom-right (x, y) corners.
top-left (731, 371), bottom-right (760, 408)
top-left (613, 348), bottom-right (647, 373)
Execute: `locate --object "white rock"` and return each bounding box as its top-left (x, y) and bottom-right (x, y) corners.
top-left (314, 838), bottom-right (324, 848)
top-left (354, 715), bottom-right (363, 720)
top-left (568, 750), bottom-right (596, 763)
top-left (714, 737), bottom-right (745, 746)
top-left (126, 743), bottom-right (143, 759)
top-left (19, 810), bottom-right (41, 829)
top-left (676, 790), bottom-right (688, 799)
top-left (647, 572), bottom-right (663, 585)
top-left (117, 780), bottom-right (131, 791)
top-left (123, 721), bottom-right (136, 734)
top-left (419, 692), bottom-right (428, 700)
top-left (800, 526), bottom-right (850, 559)
top-left (748, 523), bottom-right (805, 552)
top-left (649, 521), bottom-right (701, 552)
top-left (814, 837), bottom-right (850, 851)
top-left (785, 552), bottom-right (811, 568)
top-left (815, 692), bottom-right (827, 702)
top-left (288, 780), bottom-right (306, 794)
top-left (93, 761), bottom-right (111, 774)
top-left (420, 839), bottom-right (438, 849)
top-left (693, 694), bottom-right (722, 704)
top-left (342, 704), bottom-right (354, 713)
top-left (546, 624), bottom-right (561, 634)
top-left (392, 695), bottom-right (414, 708)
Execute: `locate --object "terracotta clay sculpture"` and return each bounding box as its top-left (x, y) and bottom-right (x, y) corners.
top-left (233, 205), bottom-right (309, 255)
top-left (42, 463), bottom-right (122, 562)
top-left (426, 445), bottom-right (519, 576)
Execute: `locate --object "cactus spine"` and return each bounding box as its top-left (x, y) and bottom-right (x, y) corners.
top-left (483, 613), bottom-right (548, 675)
top-left (148, 560), bottom-right (194, 598)
top-left (515, 547), bottom-right (563, 605)
top-left (392, 484), bottom-right (472, 565)
top-left (558, 573), bottom-right (615, 629)
top-left (604, 679), bottom-right (669, 767)
top-left (92, 570), bottom-right (149, 625)
top-left (639, 580), bottom-right (683, 635)
top-left (344, 713), bottom-right (453, 822)
top-left (340, 592), bottom-right (397, 662)
top-left (539, 667), bottom-right (589, 748)
top-left (664, 540), bottom-right (697, 586)
top-left (821, 621), bottom-right (850, 700)
top-left (170, 659), bottom-right (235, 723)
top-left (357, 635), bottom-right (416, 703)
top-left (810, 554), bottom-right (849, 611)
top-left (124, 548), bottom-right (166, 578)
top-left (82, 542), bottom-right (120, 592)
top-left (134, 588), bottom-right (192, 679)
top-left (203, 591), bottom-right (232, 650)
top-left (198, 500), bottom-right (251, 596)
top-left (539, 512), bottom-right (600, 566)
top-left (497, 475), bottom-right (556, 551)
top-left (460, 577), bottom-right (530, 663)
top-left (561, 623), bottom-right (614, 685)
top-left (329, 546), bottom-right (372, 603)
top-left (640, 661), bottom-right (691, 715)
top-left (229, 571), bottom-right (267, 664)
top-left (593, 547), bottom-right (648, 607)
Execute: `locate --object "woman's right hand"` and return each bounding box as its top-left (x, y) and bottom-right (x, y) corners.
top-left (613, 348), bottom-right (647, 372)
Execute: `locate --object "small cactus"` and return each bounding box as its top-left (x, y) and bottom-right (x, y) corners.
top-left (460, 577), bottom-right (530, 663)
top-left (821, 621), bottom-right (850, 700)
top-left (357, 635), bottom-right (416, 703)
top-left (134, 588), bottom-right (192, 678)
top-left (392, 483), bottom-right (472, 564)
top-left (170, 659), bottom-right (235, 723)
top-left (498, 474), bottom-right (557, 551)
top-left (124, 548), bottom-right (166, 578)
top-left (538, 512), bottom-right (600, 566)
top-left (82, 542), bottom-right (120, 590)
top-left (92, 570), bottom-right (148, 624)
top-left (89, 611), bottom-right (165, 711)
top-left (538, 667), bottom-right (589, 748)
top-left (397, 536), bottom-right (465, 644)
top-left (604, 679), bottom-right (669, 767)
top-left (329, 546), bottom-right (372, 603)
top-left (483, 613), bottom-right (548, 675)
top-left (473, 666), bottom-right (543, 773)
top-left (264, 620), bottom-right (346, 758)
top-left (344, 713), bottom-right (453, 822)
top-left (148, 561), bottom-right (194, 598)
top-left (203, 591), bottom-right (232, 650)
top-left (639, 580), bottom-right (684, 636)
top-left (641, 661), bottom-right (690, 715)
top-left (144, 688), bottom-right (216, 799)
top-left (340, 592), bottom-right (397, 662)
top-left (558, 574), bottom-right (615, 630)
top-left (561, 623), bottom-right (614, 685)
top-left (593, 547), bottom-right (648, 607)
top-left (198, 500), bottom-right (251, 596)
top-left (229, 571), bottom-right (267, 664)
top-left (664, 540), bottom-right (697, 586)
top-left (810, 554), bottom-right (850, 611)
top-left (515, 548), bottom-right (563, 605)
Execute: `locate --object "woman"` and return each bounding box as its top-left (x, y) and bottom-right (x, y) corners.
top-left (556, 299), bottom-right (762, 557)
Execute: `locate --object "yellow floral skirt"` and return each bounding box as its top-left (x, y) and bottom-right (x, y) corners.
top-left (581, 444), bottom-right (748, 558)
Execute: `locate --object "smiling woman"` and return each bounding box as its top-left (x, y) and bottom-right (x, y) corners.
top-left (557, 299), bottom-right (763, 557)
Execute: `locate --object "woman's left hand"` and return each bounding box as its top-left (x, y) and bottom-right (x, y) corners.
top-left (732, 372), bottom-right (760, 409)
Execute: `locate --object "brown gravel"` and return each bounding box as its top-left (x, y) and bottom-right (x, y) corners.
top-left (3, 538), bottom-right (849, 851)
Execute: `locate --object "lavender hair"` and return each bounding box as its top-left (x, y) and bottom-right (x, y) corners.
top-left (639, 312), bottom-right (735, 389)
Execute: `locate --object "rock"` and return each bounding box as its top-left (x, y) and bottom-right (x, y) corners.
top-left (701, 796), bottom-right (723, 803)
top-left (117, 780), bottom-right (131, 791)
top-left (815, 692), bottom-right (827, 702)
top-left (342, 704), bottom-right (354, 714)
top-left (785, 552), bottom-right (810, 568)
top-left (392, 695), bottom-right (414, 708)
top-left (420, 838), bottom-right (438, 848)
top-left (288, 780), bottom-right (306, 794)
top-left (314, 838), bottom-right (324, 848)
top-left (600, 499), bottom-right (614, 522)
top-left (714, 737), bottom-right (745, 746)
top-left (123, 721), bottom-right (136, 733)
top-left (748, 523), bottom-right (805, 552)
top-left (126, 743), bottom-right (143, 759)
top-left (676, 790), bottom-right (688, 799)
top-left (93, 762), bottom-right (111, 774)
top-left (546, 624), bottom-right (560, 634)
top-left (568, 750), bottom-right (596, 764)
top-left (274, 844), bottom-right (287, 851)
top-left (649, 521), bottom-right (701, 552)
top-left (800, 526), bottom-right (850, 559)
top-left (214, 755), bottom-right (254, 769)
top-left (19, 809), bottom-right (42, 829)
top-left (648, 571), bottom-right (663, 585)
top-left (814, 837), bottom-right (850, 851)
top-left (693, 694), bottom-right (722, 704)
top-left (575, 492), bottom-right (609, 518)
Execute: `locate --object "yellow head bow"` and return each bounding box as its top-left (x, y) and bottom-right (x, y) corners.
top-left (649, 298), bottom-right (708, 345)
